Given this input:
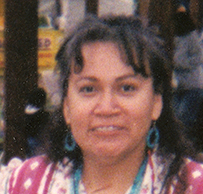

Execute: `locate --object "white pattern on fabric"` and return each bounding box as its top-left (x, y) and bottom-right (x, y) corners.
top-left (0, 152), bottom-right (203, 193)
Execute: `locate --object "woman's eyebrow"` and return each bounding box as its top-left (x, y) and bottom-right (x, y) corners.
top-left (75, 74), bottom-right (139, 83)
top-left (75, 76), bottom-right (98, 83)
top-left (115, 74), bottom-right (137, 82)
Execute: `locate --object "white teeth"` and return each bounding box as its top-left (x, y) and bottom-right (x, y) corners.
top-left (94, 126), bottom-right (118, 132)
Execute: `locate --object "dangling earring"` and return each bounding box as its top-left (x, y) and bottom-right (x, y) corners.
top-left (146, 122), bottom-right (159, 149)
top-left (65, 132), bottom-right (76, 152)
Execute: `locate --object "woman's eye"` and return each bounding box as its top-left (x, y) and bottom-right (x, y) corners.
top-left (121, 84), bottom-right (136, 92)
top-left (80, 86), bottom-right (95, 93)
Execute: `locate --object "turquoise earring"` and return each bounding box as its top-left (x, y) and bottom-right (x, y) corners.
top-left (65, 132), bottom-right (76, 151)
top-left (147, 123), bottom-right (159, 149)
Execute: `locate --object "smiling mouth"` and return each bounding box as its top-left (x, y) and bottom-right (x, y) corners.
top-left (92, 126), bottom-right (123, 132)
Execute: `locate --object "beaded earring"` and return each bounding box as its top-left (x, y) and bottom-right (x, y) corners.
top-left (65, 132), bottom-right (76, 152)
top-left (146, 122), bottom-right (159, 149)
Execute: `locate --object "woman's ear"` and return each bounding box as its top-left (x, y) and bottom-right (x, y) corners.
top-left (63, 97), bottom-right (71, 124)
top-left (152, 94), bottom-right (163, 121)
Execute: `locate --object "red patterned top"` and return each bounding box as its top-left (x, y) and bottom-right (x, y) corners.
top-left (0, 152), bottom-right (203, 194)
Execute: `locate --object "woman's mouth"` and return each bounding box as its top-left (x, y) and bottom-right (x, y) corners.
top-left (92, 126), bottom-right (123, 132)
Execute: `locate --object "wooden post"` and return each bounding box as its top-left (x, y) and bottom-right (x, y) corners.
top-left (3, 0), bottom-right (38, 164)
top-left (147, 0), bottom-right (176, 60)
top-left (190, 0), bottom-right (202, 31)
top-left (138, 0), bottom-right (151, 18)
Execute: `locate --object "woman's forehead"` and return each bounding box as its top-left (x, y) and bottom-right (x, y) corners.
top-left (80, 41), bottom-right (133, 66)
top-left (73, 41), bottom-right (134, 73)
top-left (68, 41), bottom-right (151, 82)
top-left (67, 38), bottom-right (151, 80)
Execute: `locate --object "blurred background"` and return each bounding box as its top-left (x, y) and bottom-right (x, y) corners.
top-left (0, 0), bottom-right (203, 163)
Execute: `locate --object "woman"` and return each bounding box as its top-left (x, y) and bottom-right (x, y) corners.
top-left (1, 15), bottom-right (203, 194)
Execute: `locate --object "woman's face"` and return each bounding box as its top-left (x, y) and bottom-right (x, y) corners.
top-left (63, 41), bottom-right (162, 163)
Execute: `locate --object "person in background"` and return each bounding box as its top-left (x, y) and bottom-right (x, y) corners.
top-left (172, 0), bottom-right (203, 152)
top-left (24, 88), bottom-right (50, 157)
top-left (173, 0), bottom-right (194, 36)
top-left (0, 15), bottom-right (203, 194)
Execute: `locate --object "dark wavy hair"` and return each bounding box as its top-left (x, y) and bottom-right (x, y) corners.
top-left (44, 15), bottom-right (196, 187)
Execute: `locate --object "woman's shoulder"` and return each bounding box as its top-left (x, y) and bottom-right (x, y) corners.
top-left (0, 156), bottom-right (23, 192)
top-left (170, 157), bottom-right (203, 193)
top-left (182, 158), bottom-right (203, 192)
top-left (150, 151), bottom-right (203, 193)
top-left (0, 155), bottom-right (74, 194)
top-left (0, 155), bottom-right (63, 193)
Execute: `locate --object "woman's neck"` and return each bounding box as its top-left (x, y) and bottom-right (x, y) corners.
top-left (81, 149), bottom-right (146, 194)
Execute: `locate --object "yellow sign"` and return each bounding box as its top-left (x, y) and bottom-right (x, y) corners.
top-left (38, 28), bottom-right (64, 71)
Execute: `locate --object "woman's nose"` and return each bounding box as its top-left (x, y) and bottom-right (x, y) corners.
top-left (93, 91), bottom-right (120, 116)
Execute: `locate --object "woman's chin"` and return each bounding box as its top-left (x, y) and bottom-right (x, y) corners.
top-left (83, 144), bottom-right (137, 165)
